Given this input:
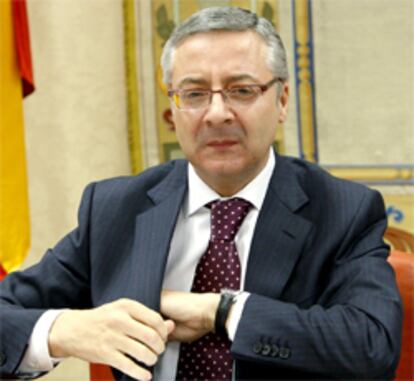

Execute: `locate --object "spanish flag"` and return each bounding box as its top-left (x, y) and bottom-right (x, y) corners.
top-left (0, 0), bottom-right (34, 280)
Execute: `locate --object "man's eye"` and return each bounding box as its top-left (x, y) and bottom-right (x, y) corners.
top-left (229, 87), bottom-right (255, 97)
top-left (182, 90), bottom-right (207, 99)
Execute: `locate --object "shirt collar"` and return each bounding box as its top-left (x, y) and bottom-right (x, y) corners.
top-left (186, 149), bottom-right (276, 216)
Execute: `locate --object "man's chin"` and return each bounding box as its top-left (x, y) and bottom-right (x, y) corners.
top-left (200, 159), bottom-right (247, 178)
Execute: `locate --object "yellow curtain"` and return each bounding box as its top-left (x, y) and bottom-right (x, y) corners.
top-left (0, 0), bottom-right (30, 274)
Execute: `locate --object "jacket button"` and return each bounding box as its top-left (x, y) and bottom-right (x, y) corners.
top-left (0, 353), bottom-right (7, 366)
top-left (271, 344), bottom-right (280, 357)
top-left (279, 347), bottom-right (291, 359)
top-left (261, 344), bottom-right (271, 356)
top-left (252, 342), bottom-right (262, 354)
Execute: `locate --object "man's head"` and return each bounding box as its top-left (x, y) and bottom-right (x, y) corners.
top-left (161, 7), bottom-right (289, 87)
top-left (162, 7), bottom-right (289, 196)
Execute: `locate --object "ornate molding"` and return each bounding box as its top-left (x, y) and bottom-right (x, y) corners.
top-left (323, 165), bottom-right (414, 185)
top-left (292, 0), bottom-right (318, 163)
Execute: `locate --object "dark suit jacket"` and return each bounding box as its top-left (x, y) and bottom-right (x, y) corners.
top-left (0, 155), bottom-right (402, 380)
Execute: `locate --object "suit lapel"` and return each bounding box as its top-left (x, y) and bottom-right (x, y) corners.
top-left (128, 161), bottom-right (187, 310)
top-left (245, 156), bottom-right (314, 298)
top-left (124, 156), bottom-right (313, 307)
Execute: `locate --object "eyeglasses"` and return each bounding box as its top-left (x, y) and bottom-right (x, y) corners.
top-left (168, 77), bottom-right (282, 110)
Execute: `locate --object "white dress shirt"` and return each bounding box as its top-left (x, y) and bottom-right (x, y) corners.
top-left (19, 149), bottom-right (276, 380)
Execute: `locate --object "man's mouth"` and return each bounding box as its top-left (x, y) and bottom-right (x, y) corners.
top-left (206, 139), bottom-right (238, 148)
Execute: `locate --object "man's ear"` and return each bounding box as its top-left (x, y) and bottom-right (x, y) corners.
top-left (164, 109), bottom-right (175, 131)
top-left (277, 82), bottom-right (289, 123)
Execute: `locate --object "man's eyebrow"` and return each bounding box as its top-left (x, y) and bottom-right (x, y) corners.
top-left (175, 74), bottom-right (262, 88)
top-left (226, 74), bottom-right (261, 84)
top-left (177, 78), bottom-right (208, 88)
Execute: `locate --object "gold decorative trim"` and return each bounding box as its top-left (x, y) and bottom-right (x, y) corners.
top-left (325, 167), bottom-right (414, 183)
top-left (294, 0), bottom-right (317, 163)
top-left (124, 0), bottom-right (143, 174)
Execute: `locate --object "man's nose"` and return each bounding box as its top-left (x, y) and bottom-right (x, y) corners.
top-left (203, 92), bottom-right (235, 125)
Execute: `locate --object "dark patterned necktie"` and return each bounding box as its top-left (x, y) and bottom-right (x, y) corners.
top-left (176, 198), bottom-right (252, 381)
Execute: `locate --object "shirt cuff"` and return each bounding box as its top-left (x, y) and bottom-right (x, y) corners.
top-left (226, 292), bottom-right (250, 341)
top-left (18, 309), bottom-right (67, 373)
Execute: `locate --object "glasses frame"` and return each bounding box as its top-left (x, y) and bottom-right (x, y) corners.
top-left (167, 77), bottom-right (282, 110)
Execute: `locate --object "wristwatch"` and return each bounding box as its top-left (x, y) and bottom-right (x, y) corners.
top-left (215, 289), bottom-right (242, 337)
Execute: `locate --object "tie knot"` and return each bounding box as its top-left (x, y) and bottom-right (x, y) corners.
top-left (208, 198), bottom-right (252, 242)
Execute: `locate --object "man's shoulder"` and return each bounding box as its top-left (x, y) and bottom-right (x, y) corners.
top-left (95, 159), bottom-right (187, 193)
top-left (279, 155), bottom-right (375, 201)
top-left (82, 160), bottom-right (187, 210)
top-left (277, 156), bottom-right (386, 234)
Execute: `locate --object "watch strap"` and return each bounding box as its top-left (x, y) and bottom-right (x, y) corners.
top-left (215, 291), bottom-right (237, 337)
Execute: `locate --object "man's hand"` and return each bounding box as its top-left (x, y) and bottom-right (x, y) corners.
top-left (48, 298), bottom-right (175, 381)
top-left (160, 290), bottom-right (220, 343)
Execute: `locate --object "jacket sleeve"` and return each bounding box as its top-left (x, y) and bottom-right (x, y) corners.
top-left (0, 183), bottom-right (96, 378)
top-left (231, 190), bottom-right (403, 379)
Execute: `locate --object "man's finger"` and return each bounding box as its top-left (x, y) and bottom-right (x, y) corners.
top-left (113, 334), bottom-right (158, 367)
top-left (108, 350), bottom-right (152, 381)
top-left (165, 319), bottom-right (175, 336)
top-left (117, 299), bottom-right (170, 341)
top-left (120, 317), bottom-right (166, 356)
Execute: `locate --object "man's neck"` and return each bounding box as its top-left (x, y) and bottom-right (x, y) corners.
top-left (189, 149), bottom-right (275, 197)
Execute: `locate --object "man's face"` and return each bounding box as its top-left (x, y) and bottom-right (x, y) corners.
top-left (170, 30), bottom-right (289, 194)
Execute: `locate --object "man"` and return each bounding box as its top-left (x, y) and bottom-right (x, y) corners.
top-left (0, 6), bottom-right (402, 381)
